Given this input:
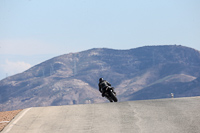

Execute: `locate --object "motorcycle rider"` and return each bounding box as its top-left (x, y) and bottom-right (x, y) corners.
top-left (98, 78), bottom-right (116, 97)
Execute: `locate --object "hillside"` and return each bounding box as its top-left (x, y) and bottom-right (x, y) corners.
top-left (0, 45), bottom-right (200, 111)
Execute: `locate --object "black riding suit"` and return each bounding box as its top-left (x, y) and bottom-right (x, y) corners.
top-left (98, 80), bottom-right (115, 97)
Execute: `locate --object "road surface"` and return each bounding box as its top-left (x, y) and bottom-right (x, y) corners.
top-left (2, 97), bottom-right (200, 133)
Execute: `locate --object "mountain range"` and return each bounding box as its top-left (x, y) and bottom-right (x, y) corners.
top-left (1, 45), bottom-right (200, 111)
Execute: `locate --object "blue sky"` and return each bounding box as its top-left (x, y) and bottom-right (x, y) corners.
top-left (0, 0), bottom-right (200, 80)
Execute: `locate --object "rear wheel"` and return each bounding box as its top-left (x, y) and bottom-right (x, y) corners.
top-left (109, 91), bottom-right (118, 102)
top-left (105, 95), bottom-right (113, 102)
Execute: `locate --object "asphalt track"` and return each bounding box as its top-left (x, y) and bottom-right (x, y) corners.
top-left (2, 97), bottom-right (200, 133)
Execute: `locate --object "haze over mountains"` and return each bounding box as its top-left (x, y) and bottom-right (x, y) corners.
top-left (1, 45), bottom-right (200, 111)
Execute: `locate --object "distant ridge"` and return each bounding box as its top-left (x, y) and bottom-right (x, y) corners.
top-left (1, 45), bottom-right (200, 111)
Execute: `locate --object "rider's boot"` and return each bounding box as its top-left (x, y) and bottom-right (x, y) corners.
top-left (102, 91), bottom-right (106, 97)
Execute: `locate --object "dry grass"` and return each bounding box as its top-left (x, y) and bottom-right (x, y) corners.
top-left (0, 109), bottom-right (22, 131)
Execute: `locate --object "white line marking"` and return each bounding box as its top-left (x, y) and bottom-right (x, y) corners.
top-left (0, 121), bottom-right (9, 124)
top-left (3, 108), bottom-right (31, 133)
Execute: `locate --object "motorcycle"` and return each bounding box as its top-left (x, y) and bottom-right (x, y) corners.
top-left (103, 86), bottom-right (118, 102)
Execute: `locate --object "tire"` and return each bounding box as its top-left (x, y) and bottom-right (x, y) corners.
top-left (109, 91), bottom-right (118, 102)
top-left (105, 95), bottom-right (113, 102)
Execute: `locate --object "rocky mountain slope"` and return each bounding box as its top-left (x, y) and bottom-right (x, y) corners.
top-left (1, 45), bottom-right (200, 111)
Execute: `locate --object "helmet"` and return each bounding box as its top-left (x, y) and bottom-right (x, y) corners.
top-left (99, 78), bottom-right (103, 82)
